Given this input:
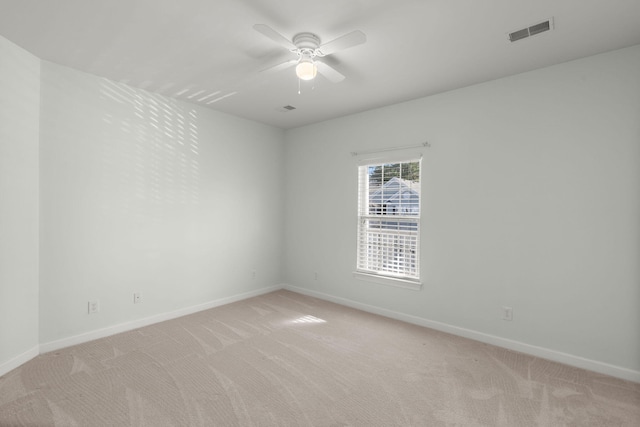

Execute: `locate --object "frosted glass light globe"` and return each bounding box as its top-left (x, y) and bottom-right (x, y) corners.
top-left (296, 60), bottom-right (317, 80)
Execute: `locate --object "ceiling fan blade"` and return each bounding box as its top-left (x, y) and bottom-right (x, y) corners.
top-left (318, 30), bottom-right (366, 56)
top-left (316, 61), bottom-right (345, 83)
top-left (253, 24), bottom-right (296, 50)
top-left (260, 58), bottom-right (298, 73)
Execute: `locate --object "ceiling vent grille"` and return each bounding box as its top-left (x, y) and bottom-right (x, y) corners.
top-left (509, 18), bottom-right (553, 42)
top-left (275, 105), bottom-right (297, 113)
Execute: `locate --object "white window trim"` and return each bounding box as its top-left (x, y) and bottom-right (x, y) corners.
top-left (352, 271), bottom-right (423, 291)
top-left (355, 155), bottom-right (423, 288)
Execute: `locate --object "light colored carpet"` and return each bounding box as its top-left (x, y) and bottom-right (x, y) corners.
top-left (1, 290), bottom-right (638, 426)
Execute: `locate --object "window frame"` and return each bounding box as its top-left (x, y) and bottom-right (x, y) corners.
top-left (354, 155), bottom-right (423, 291)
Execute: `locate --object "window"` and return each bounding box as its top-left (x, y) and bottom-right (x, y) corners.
top-left (356, 159), bottom-right (421, 286)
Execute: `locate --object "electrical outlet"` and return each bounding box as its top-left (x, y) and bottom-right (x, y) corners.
top-left (252, 270), bottom-right (256, 279)
top-left (314, 272), bottom-right (318, 280)
top-left (133, 293), bottom-right (142, 304)
top-left (88, 300), bottom-right (100, 314)
top-left (502, 306), bottom-right (513, 321)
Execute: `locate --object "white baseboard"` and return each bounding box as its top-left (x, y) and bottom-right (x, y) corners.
top-left (7, 284), bottom-right (638, 384)
top-left (0, 345), bottom-right (40, 377)
top-left (40, 285), bottom-right (283, 354)
top-left (283, 284), bottom-right (640, 383)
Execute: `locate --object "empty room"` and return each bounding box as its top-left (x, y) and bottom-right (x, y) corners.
top-left (1, 0), bottom-right (639, 425)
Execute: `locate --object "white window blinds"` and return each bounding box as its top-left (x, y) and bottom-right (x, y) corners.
top-left (357, 159), bottom-right (421, 281)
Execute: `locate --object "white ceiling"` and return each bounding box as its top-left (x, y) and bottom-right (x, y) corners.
top-left (1, 0), bottom-right (640, 129)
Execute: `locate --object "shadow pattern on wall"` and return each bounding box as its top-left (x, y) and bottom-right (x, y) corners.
top-left (98, 78), bottom-right (200, 223)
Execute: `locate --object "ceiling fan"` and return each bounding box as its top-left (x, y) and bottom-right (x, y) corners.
top-left (253, 24), bottom-right (366, 83)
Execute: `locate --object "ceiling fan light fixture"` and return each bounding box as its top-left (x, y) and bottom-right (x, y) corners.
top-left (296, 59), bottom-right (317, 81)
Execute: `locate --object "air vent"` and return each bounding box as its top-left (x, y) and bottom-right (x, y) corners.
top-left (276, 105), bottom-right (297, 113)
top-left (528, 20), bottom-right (551, 36)
top-left (509, 28), bottom-right (530, 42)
top-left (509, 18), bottom-right (553, 42)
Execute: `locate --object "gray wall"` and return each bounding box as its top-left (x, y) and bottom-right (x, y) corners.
top-left (38, 61), bottom-right (286, 345)
top-left (2, 31), bottom-right (638, 381)
top-left (0, 37), bottom-right (40, 368)
top-left (284, 45), bottom-right (640, 376)
top-left (0, 35), bottom-right (285, 371)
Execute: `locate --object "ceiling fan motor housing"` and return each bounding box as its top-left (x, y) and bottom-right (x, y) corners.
top-left (292, 32), bottom-right (321, 56)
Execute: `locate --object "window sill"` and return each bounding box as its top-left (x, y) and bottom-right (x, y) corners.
top-left (352, 271), bottom-right (422, 291)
